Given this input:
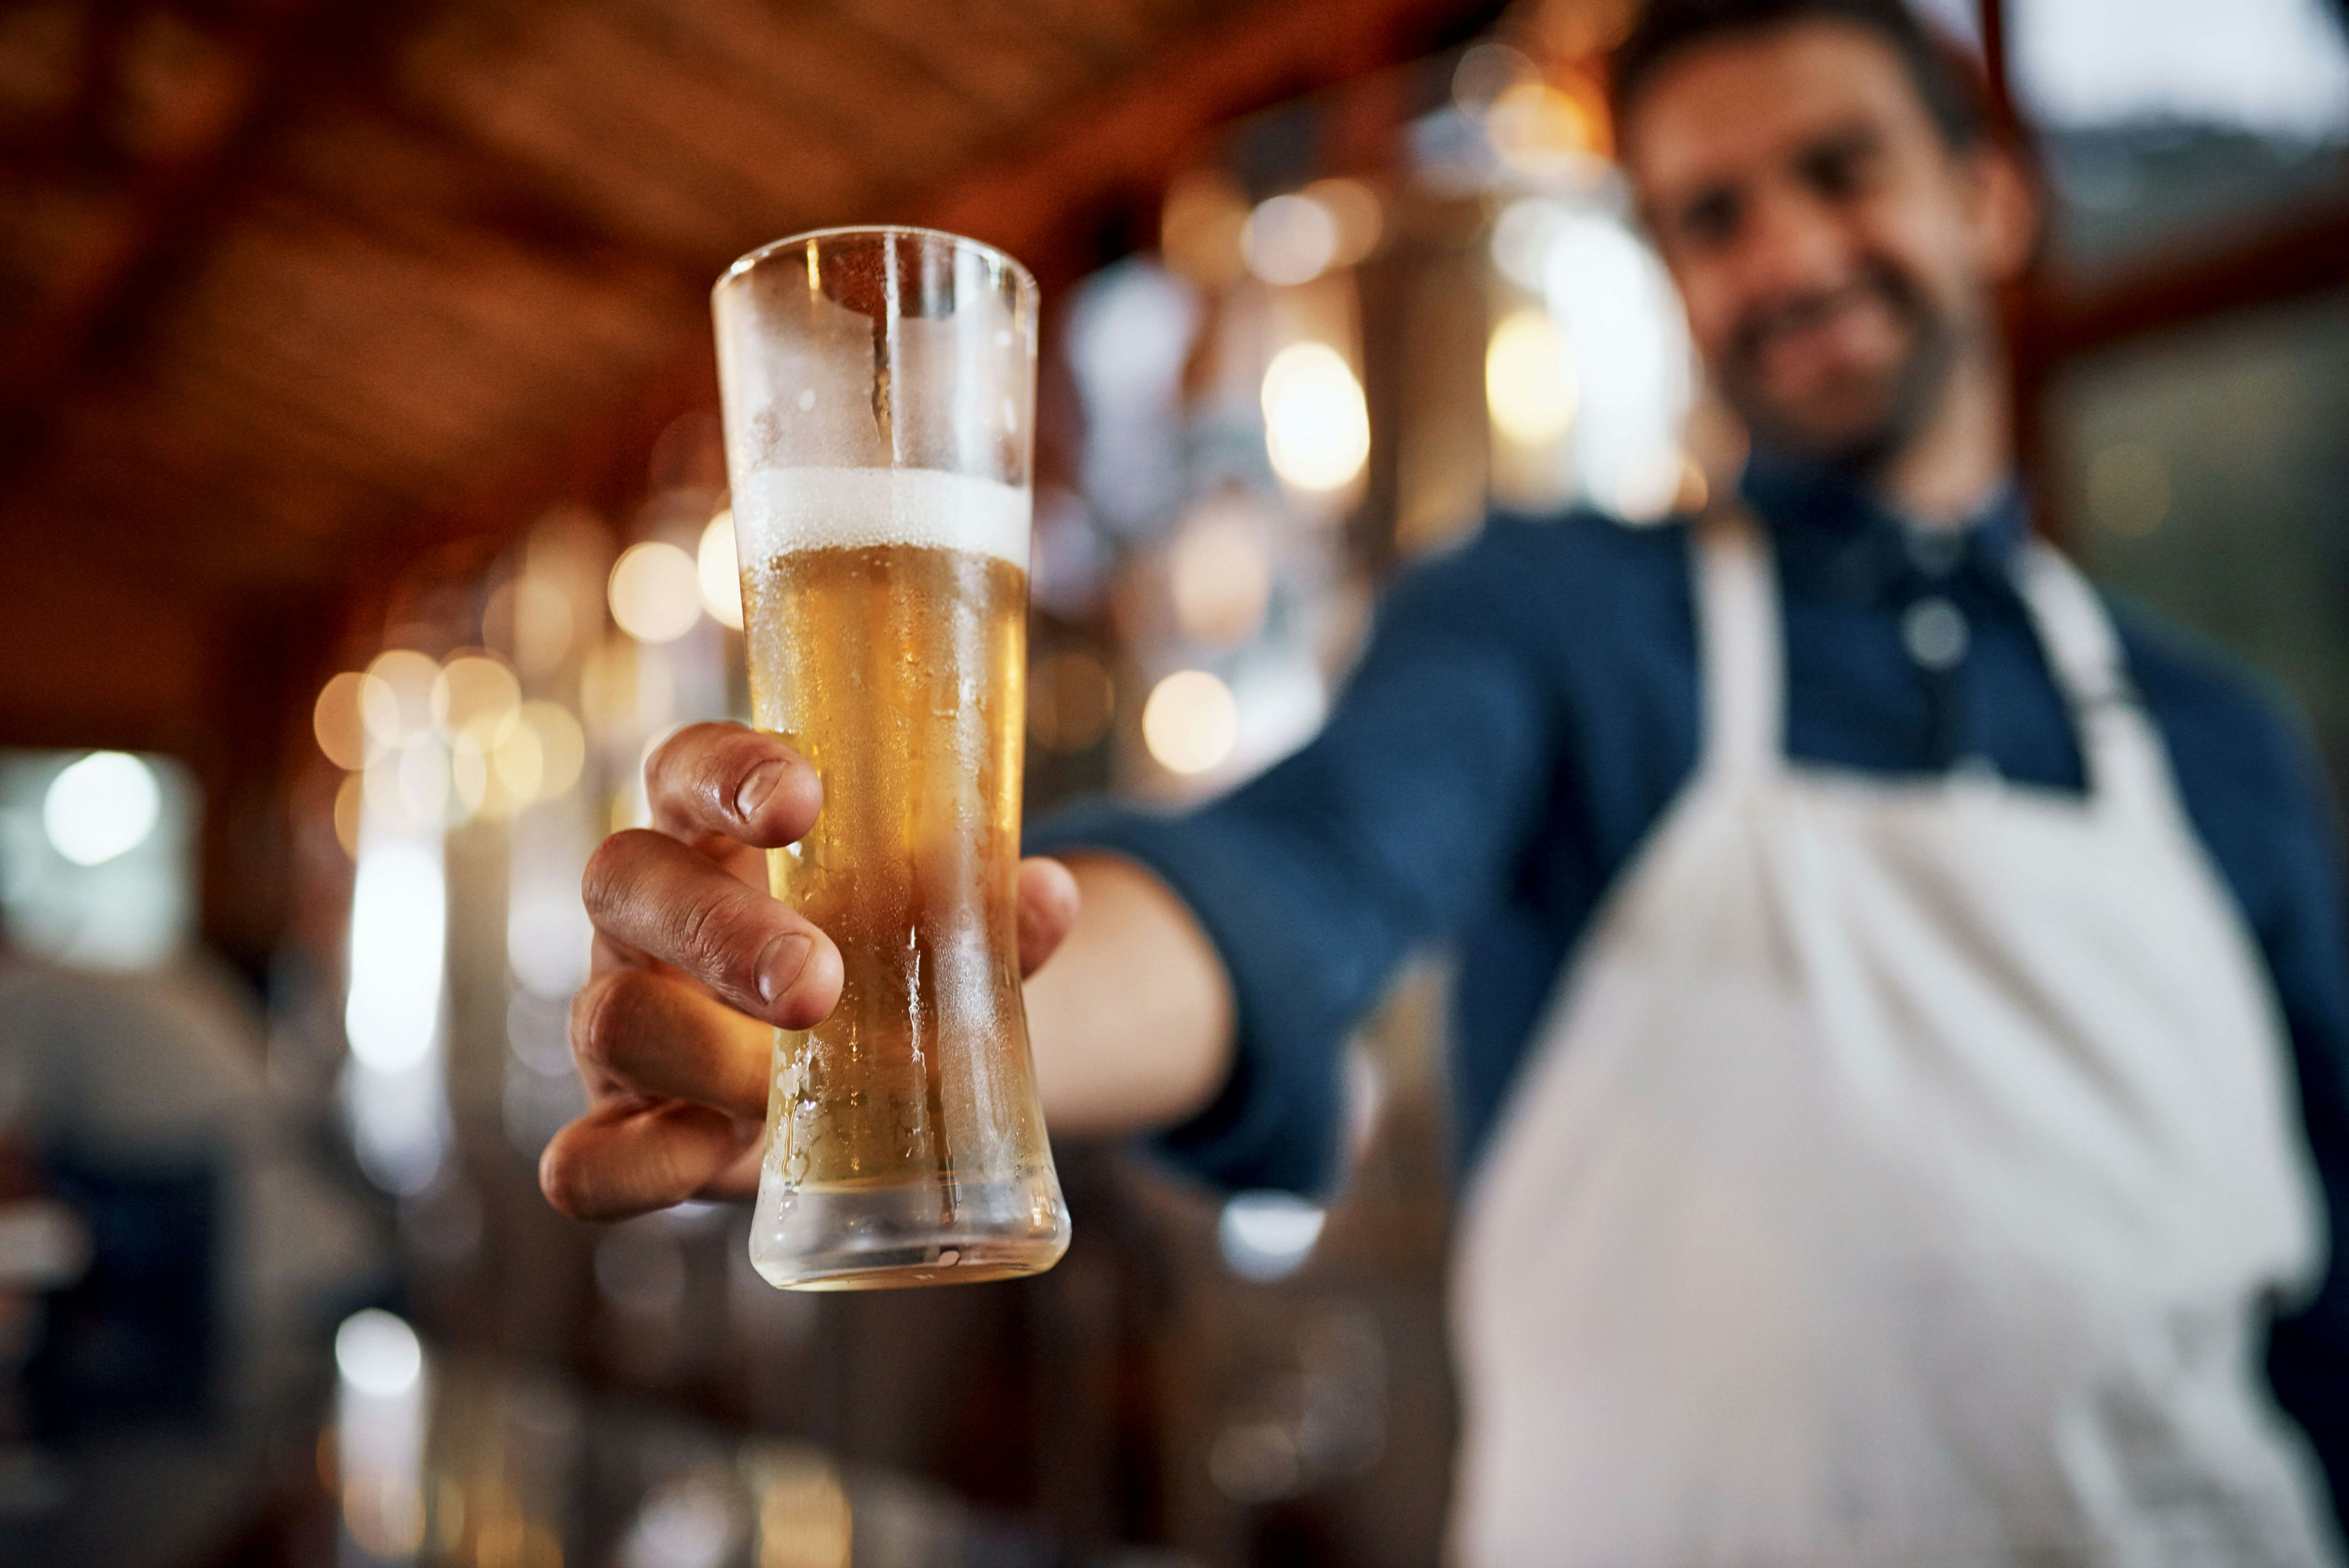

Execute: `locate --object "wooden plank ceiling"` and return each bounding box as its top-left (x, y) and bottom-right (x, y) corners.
top-left (0, 0), bottom-right (1491, 727)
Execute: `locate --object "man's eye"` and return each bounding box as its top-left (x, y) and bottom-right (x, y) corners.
top-left (1800, 141), bottom-right (1877, 201)
top-left (1680, 191), bottom-right (1740, 246)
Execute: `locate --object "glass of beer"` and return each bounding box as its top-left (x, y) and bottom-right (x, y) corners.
top-left (712, 228), bottom-right (1068, 1290)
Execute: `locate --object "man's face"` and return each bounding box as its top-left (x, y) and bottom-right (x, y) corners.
top-left (1624, 22), bottom-right (2026, 472)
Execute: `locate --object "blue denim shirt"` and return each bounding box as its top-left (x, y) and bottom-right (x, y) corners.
top-left (1031, 452), bottom-right (2349, 1498)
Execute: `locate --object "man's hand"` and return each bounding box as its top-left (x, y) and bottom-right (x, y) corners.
top-left (538, 721), bottom-right (1081, 1222)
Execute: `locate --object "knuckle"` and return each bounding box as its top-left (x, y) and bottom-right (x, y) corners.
top-left (580, 831), bottom-right (650, 919)
top-left (676, 886), bottom-right (764, 991)
top-left (646, 722), bottom-right (715, 782)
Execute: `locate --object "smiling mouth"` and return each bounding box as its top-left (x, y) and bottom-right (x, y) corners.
top-left (1747, 284), bottom-right (1907, 389)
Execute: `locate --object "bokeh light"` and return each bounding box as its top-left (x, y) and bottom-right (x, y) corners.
top-left (333, 772), bottom-right (365, 858)
top-left (345, 839), bottom-right (445, 1073)
top-left (1169, 509), bottom-right (1273, 647)
top-left (449, 730), bottom-right (493, 822)
top-left (609, 541), bottom-right (702, 643)
top-left (445, 696), bottom-right (584, 824)
top-left (1217, 1190), bottom-right (1327, 1282)
top-left (1487, 80), bottom-right (1599, 174)
top-left (365, 650), bottom-right (440, 749)
top-left (520, 700), bottom-right (587, 797)
top-left (489, 718), bottom-right (543, 803)
top-left (315, 671), bottom-right (396, 770)
top-left (1261, 343), bottom-right (1370, 492)
top-left (510, 576), bottom-right (577, 675)
top-left (1614, 447), bottom-right (1692, 524)
top-left (1304, 177), bottom-right (1384, 267)
top-left (1160, 167), bottom-right (1250, 288)
top-left (1242, 193), bottom-right (1340, 286)
top-left (1491, 196), bottom-right (1568, 291)
top-left (43, 751), bottom-right (161, 867)
top-left (1486, 308), bottom-right (1579, 445)
top-left (1143, 669), bottom-right (1239, 776)
top-left (335, 1309), bottom-right (423, 1397)
top-left (1451, 40), bottom-right (1539, 113)
top-left (431, 654), bottom-right (521, 743)
top-left (395, 736), bottom-right (451, 827)
top-left (697, 511), bottom-right (744, 630)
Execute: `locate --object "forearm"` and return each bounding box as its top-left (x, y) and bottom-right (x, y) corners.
top-left (1023, 853), bottom-right (1234, 1137)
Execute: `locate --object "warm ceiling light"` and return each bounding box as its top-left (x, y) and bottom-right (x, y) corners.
top-left (1241, 193), bottom-right (1340, 286)
top-left (332, 773), bottom-right (364, 859)
top-left (520, 700), bottom-right (587, 798)
top-left (431, 654), bottom-right (521, 743)
top-left (43, 751), bottom-right (160, 868)
top-left (609, 541), bottom-right (702, 643)
top-left (365, 650), bottom-right (440, 747)
top-left (1486, 308), bottom-right (1579, 445)
top-left (1302, 177), bottom-right (1384, 267)
top-left (509, 576), bottom-right (576, 676)
top-left (1452, 40), bottom-right (1539, 115)
top-left (1169, 509), bottom-right (1272, 647)
top-left (314, 671), bottom-right (395, 770)
top-left (1143, 669), bottom-right (1238, 776)
top-left (1488, 81), bottom-right (1598, 175)
top-left (1261, 343), bottom-right (1369, 492)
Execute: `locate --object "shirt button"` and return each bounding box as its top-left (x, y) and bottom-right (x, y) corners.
top-left (1903, 596), bottom-right (1970, 670)
top-left (1906, 529), bottom-right (1965, 578)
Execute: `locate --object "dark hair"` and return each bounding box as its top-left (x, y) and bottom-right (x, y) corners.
top-left (1611, 0), bottom-right (1990, 150)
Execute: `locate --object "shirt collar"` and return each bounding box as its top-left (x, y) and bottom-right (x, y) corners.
top-left (1735, 447), bottom-right (2030, 602)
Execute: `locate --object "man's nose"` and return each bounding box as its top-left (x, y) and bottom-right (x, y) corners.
top-left (1732, 184), bottom-right (1855, 303)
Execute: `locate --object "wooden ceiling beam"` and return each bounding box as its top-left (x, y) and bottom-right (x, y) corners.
top-left (2025, 187), bottom-right (2349, 365)
top-left (910, 0), bottom-right (1501, 270)
top-left (0, 0), bottom-right (382, 461)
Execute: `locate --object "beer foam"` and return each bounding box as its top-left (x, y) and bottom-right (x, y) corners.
top-left (735, 467), bottom-right (1030, 569)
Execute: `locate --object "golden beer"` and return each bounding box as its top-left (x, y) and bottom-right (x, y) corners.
top-left (716, 228), bottom-right (1064, 1290)
top-left (735, 469), bottom-right (1065, 1289)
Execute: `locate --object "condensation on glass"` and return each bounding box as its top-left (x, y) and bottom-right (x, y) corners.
top-left (712, 227), bottom-right (1067, 1290)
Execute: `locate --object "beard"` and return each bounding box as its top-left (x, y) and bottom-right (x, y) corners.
top-left (1714, 259), bottom-right (1963, 478)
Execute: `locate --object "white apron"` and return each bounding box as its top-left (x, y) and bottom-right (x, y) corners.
top-left (1450, 514), bottom-right (2337, 1567)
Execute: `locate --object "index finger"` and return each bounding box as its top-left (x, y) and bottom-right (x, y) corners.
top-left (647, 721), bottom-right (822, 848)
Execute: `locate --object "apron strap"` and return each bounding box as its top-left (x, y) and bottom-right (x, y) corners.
top-left (2011, 541), bottom-right (2170, 820)
top-left (1694, 509), bottom-right (1783, 778)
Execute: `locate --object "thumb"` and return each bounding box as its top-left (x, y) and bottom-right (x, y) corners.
top-left (1015, 856), bottom-right (1080, 978)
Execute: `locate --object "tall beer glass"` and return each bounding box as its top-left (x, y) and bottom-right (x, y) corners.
top-left (713, 228), bottom-right (1067, 1290)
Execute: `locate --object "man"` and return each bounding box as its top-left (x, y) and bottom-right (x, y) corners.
top-left (541, 0), bottom-right (2349, 1559)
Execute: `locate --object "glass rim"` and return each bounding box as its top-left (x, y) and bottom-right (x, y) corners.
top-left (713, 225), bottom-right (1037, 302)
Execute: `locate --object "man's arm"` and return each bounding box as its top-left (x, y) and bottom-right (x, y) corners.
top-left (1024, 853), bottom-right (1236, 1136)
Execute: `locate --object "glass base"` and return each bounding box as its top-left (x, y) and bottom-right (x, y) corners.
top-left (748, 1170), bottom-right (1069, 1292)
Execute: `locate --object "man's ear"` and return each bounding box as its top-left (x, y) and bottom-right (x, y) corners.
top-left (1966, 141), bottom-right (2041, 286)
